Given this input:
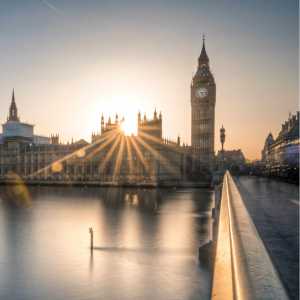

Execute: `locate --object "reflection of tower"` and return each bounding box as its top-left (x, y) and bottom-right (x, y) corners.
top-left (220, 125), bottom-right (225, 151)
top-left (191, 36), bottom-right (216, 167)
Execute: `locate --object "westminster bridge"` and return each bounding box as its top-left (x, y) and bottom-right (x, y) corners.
top-left (211, 173), bottom-right (298, 300)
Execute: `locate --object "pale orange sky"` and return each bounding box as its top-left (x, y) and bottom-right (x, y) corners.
top-left (0, 1), bottom-right (298, 160)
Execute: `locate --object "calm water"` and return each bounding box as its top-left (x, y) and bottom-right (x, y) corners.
top-left (0, 185), bottom-right (214, 300)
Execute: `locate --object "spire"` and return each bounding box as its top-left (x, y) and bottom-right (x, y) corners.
top-left (220, 125), bottom-right (226, 151)
top-left (198, 34), bottom-right (209, 65)
top-left (8, 88), bottom-right (19, 122)
top-left (154, 108), bottom-right (157, 120)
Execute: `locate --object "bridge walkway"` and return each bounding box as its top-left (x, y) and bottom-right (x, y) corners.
top-left (234, 176), bottom-right (299, 300)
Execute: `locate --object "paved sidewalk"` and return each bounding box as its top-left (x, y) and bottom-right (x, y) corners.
top-left (234, 176), bottom-right (299, 300)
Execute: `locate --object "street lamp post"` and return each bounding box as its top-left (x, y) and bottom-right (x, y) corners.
top-left (220, 126), bottom-right (226, 171)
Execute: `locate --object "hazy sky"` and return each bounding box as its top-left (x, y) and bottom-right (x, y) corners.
top-left (0, 0), bottom-right (298, 159)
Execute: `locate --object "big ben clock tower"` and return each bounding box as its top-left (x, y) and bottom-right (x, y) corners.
top-left (191, 37), bottom-right (216, 168)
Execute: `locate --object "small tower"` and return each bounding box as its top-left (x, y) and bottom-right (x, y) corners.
top-left (8, 89), bottom-right (20, 122)
top-left (220, 125), bottom-right (225, 152)
top-left (154, 108), bottom-right (157, 120)
top-left (137, 111), bottom-right (162, 140)
top-left (50, 134), bottom-right (59, 144)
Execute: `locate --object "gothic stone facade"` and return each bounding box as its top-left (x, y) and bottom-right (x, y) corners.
top-left (88, 112), bottom-right (190, 183)
top-left (261, 112), bottom-right (299, 172)
top-left (191, 38), bottom-right (216, 169)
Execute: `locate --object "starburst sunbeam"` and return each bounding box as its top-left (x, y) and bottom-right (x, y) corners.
top-left (85, 130), bottom-right (119, 160)
top-left (125, 137), bottom-right (134, 175)
top-left (29, 129), bottom-right (118, 178)
top-left (129, 137), bottom-right (150, 175)
top-left (135, 135), bottom-right (179, 176)
top-left (99, 134), bottom-right (122, 174)
top-left (113, 136), bottom-right (125, 181)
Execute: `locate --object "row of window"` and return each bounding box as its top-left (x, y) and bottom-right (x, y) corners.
top-left (192, 110), bottom-right (211, 120)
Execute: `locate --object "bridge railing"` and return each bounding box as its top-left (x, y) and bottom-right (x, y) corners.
top-left (211, 171), bottom-right (289, 300)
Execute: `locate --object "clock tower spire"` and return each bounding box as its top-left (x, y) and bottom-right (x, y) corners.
top-left (198, 35), bottom-right (209, 66)
top-left (191, 37), bottom-right (216, 170)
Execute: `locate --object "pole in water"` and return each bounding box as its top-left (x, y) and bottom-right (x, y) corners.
top-left (89, 227), bottom-right (94, 250)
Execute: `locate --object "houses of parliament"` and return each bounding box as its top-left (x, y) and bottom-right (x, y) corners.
top-left (0, 39), bottom-right (216, 185)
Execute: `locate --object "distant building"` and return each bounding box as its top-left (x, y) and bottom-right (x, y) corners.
top-left (261, 112), bottom-right (299, 178)
top-left (0, 91), bottom-right (86, 178)
top-left (216, 149), bottom-right (246, 173)
top-left (1, 89), bottom-right (49, 144)
top-left (262, 133), bottom-right (274, 162)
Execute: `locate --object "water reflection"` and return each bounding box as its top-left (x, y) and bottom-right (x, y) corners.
top-left (0, 176), bottom-right (32, 207)
top-left (0, 186), bottom-right (214, 300)
top-left (89, 249), bottom-right (94, 276)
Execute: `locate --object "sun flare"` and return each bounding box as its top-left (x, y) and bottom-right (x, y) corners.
top-left (121, 118), bottom-right (137, 136)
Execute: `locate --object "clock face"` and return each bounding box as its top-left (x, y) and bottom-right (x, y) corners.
top-left (196, 87), bottom-right (208, 98)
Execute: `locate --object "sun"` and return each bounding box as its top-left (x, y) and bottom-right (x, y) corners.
top-left (121, 118), bottom-right (137, 136)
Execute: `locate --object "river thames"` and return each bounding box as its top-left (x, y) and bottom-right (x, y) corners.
top-left (0, 186), bottom-right (214, 300)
